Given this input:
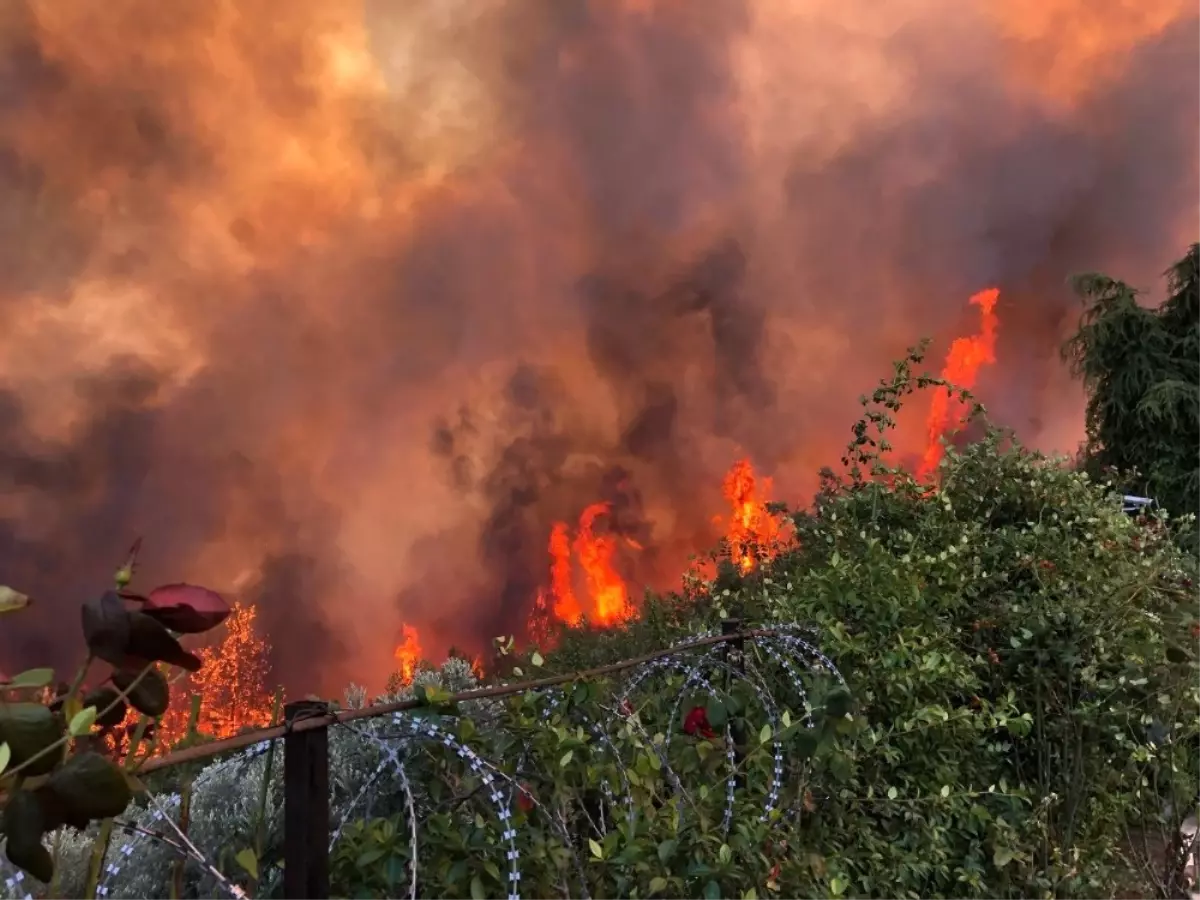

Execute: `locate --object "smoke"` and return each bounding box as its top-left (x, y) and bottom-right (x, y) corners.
top-left (0, 0), bottom-right (1195, 693)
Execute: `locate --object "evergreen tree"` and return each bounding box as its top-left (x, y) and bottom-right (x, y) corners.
top-left (1063, 244), bottom-right (1199, 519)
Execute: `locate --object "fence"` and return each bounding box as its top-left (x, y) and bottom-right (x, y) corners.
top-left (73, 618), bottom-right (826, 900)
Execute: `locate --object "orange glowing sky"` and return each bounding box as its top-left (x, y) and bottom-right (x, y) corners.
top-left (0, 0), bottom-right (1194, 692)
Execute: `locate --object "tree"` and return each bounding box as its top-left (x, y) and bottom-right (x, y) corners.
top-left (1063, 245), bottom-right (1199, 520)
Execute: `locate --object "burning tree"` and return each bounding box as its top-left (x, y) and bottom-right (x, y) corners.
top-left (157, 601), bottom-right (274, 745)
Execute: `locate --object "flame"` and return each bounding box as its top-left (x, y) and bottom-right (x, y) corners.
top-left (393, 624), bottom-right (423, 685)
top-left (918, 289), bottom-right (1001, 480)
top-left (575, 502), bottom-right (632, 626)
top-left (548, 522), bottom-right (582, 625)
top-left (722, 458), bottom-right (789, 572)
top-left (125, 601), bottom-right (275, 755)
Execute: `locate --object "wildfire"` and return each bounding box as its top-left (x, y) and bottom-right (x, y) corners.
top-left (393, 623), bottom-right (422, 685)
top-left (533, 501), bottom-right (634, 631)
top-left (116, 601), bottom-right (275, 756)
top-left (918, 289), bottom-right (1001, 480)
top-left (721, 459), bottom-right (788, 572)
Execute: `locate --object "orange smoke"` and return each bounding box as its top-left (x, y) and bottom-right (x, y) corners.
top-left (918, 289), bottom-right (1001, 480)
top-left (721, 458), bottom-right (789, 572)
top-left (393, 624), bottom-right (422, 685)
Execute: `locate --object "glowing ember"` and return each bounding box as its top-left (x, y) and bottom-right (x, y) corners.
top-left (722, 459), bottom-right (789, 572)
top-left (919, 289), bottom-right (1001, 480)
top-left (393, 623), bottom-right (422, 685)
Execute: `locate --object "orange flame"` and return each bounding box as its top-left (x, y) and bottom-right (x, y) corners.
top-left (575, 502), bottom-right (632, 626)
top-left (918, 288), bottom-right (1001, 480)
top-left (548, 521), bottom-right (582, 625)
top-left (138, 601), bottom-right (274, 754)
top-left (721, 458), bottom-right (789, 572)
top-left (393, 623), bottom-right (422, 685)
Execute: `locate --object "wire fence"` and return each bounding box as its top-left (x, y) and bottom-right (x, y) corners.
top-left (1, 619), bottom-right (843, 900)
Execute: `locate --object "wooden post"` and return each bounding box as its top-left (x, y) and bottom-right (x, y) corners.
top-left (284, 700), bottom-right (330, 899)
top-left (721, 619), bottom-right (747, 780)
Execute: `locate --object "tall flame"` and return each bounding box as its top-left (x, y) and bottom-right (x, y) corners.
top-left (393, 623), bottom-right (422, 685)
top-left (575, 502), bottom-right (632, 626)
top-left (918, 289), bottom-right (1001, 480)
top-left (721, 458), bottom-right (788, 572)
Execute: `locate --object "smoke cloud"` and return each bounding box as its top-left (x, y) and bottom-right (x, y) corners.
top-left (0, 0), bottom-right (1195, 693)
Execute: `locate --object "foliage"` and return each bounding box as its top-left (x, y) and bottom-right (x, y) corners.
top-left (0, 540), bottom-right (231, 887)
top-left (1063, 244), bottom-right (1200, 522)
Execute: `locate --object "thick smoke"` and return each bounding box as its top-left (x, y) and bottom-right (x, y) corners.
top-left (0, 0), bottom-right (1195, 693)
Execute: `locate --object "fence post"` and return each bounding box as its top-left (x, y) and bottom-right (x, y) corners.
top-left (721, 619), bottom-right (747, 780)
top-left (284, 700), bottom-right (330, 899)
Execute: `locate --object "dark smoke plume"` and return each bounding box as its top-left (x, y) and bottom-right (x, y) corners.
top-left (0, 0), bottom-right (1195, 694)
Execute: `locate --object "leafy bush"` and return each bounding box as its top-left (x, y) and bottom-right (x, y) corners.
top-left (0, 542), bottom-right (232, 889)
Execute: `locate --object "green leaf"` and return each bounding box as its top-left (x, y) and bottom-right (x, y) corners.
top-left (560, 749), bottom-right (574, 767)
top-left (589, 838), bottom-right (604, 860)
top-left (705, 697), bottom-right (728, 729)
top-left (43, 751), bottom-right (132, 826)
top-left (470, 875), bottom-right (486, 900)
top-left (8, 668), bottom-right (54, 689)
top-left (0, 703), bottom-right (65, 776)
top-left (530, 651), bottom-right (544, 667)
top-left (0, 586), bottom-right (31, 615)
top-left (68, 706), bottom-right (97, 737)
top-left (235, 848), bottom-right (259, 880)
top-left (993, 847), bottom-right (1015, 868)
top-left (887, 786), bottom-right (898, 800)
top-left (759, 723), bottom-right (772, 744)
top-left (82, 687), bottom-right (129, 728)
top-left (512, 667), bottom-right (524, 677)
top-left (782, 709), bottom-right (792, 728)
top-left (830, 876), bottom-right (848, 897)
top-left (0, 742), bottom-right (9, 775)
top-left (704, 880), bottom-right (722, 900)
top-left (719, 843), bottom-right (732, 865)
top-left (649, 876), bottom-right (668, 895)
top-left (744, 890), bottom-right (759, 900)
top-left (940, 784), bottom-right (951, 798)
top-left (657, 839), bottom-right (678, 864)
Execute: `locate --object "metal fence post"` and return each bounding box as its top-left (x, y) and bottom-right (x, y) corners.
top-left (721, 619), bottom-right (747, 780)
top-left (284, 700), bottom-right (330, 899)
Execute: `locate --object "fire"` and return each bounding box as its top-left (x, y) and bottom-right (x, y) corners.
top-left (393, 623), bottom-right (422, 685)
top-left (721, 458), bottom-right (788, 572)
top-left (548, 522), bottom-right (582, 625)
top-left (918, 289), bottom-right (1001, 480)
top-left (534, 501), bottom-right (633, 631)
top-left (575, 503), bottom-right (632, 626)
top-left (116, 601), bottom-right (274, 756)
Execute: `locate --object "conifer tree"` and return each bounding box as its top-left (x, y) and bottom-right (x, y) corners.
top-left (1063, 244), bottom-right (1199, 519)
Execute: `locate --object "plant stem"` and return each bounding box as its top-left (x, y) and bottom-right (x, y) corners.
top-left (249, 689), bottom-right (284, 897)
top-left (84, 719), bottom-right (147, 899)
top-left (170, 696), bottom-right (203, 900)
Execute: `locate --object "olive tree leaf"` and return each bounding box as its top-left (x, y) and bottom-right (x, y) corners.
top-left (0, 742), bottom-right (9, 775)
